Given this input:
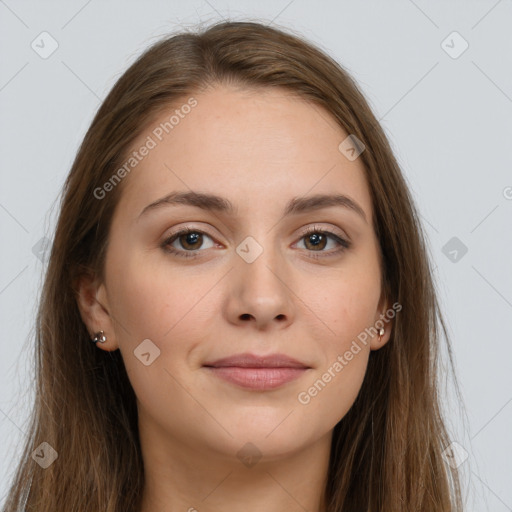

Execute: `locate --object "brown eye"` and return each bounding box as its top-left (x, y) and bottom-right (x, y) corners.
top-left (177, 231), bottom-right (203, 250)
top-left (162, 228), bottom-right (215, 259)
top-left (296, 226), bottom-right (351, 259)
top-left (303, 232), bottom-right (328, 251)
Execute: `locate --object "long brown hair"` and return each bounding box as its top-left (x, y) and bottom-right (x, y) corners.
top-left (3, 20), bottom-right (465, 511)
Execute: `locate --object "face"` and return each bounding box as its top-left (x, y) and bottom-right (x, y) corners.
top-left (79, 84), bottom-right (391, 462)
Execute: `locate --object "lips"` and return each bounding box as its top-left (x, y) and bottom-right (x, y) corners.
top-left (203, 353), bottom-right (310, 390)
top-left (203, 352), bottom-right (310, 369)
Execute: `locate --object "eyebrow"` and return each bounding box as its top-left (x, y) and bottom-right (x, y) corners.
top-left (138, 191), bottom-right (368, 223)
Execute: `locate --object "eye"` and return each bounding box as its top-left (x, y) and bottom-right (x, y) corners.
top-left (161, 224), bottom-right (351, 260)
top-left (295, 225), bottom-right (351, 259)
top-left (161, 228), bottom-right (216, 259)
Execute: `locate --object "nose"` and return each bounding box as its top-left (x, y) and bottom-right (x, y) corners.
top-left (225, 241), bottom-right (295, 331)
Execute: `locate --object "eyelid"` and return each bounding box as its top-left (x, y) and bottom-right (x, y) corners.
top-left (162, 225), bottom-right (218, 253)
top-left (295, 224), bottom-right (351, 254)
top-left (163, 222), bottom-right (349, 243)
top-left (161, 222), bottom-right (351, 259)
top-left (299, 223), bottom-right (350, 242)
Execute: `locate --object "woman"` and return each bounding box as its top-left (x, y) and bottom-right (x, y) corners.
top-left (3, 20), bottom-right (465, 512)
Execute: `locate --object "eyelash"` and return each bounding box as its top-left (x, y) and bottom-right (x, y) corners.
top-left (161, 225), bottom-right (351, 260)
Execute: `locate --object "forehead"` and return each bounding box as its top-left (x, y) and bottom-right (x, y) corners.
top-left (115, 85), bottom-right (373, 224)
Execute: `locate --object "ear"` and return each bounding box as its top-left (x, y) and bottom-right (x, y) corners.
top-left (370, 293), bottom-right (394, 351)
top-left (74, 272), bottom-right (119, 352)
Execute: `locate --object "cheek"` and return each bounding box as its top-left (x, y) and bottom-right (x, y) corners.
top-left (106, 249), bottom-right (211, 341)
top-left (106, 256), bottom-right (210, 417)
top-left (297, 278), bottom-right (376, 424)
top-left (313, 265), bottom-right (381, 342)
top-left (299, 264), bottom-right (379, 412)
top-left (297, 349), bottom-right (369, 436)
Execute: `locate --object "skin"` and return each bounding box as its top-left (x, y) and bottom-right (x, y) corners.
top-left (77, 84), bottom-right (392, 512)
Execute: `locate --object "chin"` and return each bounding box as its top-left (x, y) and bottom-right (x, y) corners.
top-left (217, 418), bottom-right (316, 456)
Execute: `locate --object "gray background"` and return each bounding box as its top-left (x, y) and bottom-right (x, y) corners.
top-left (1, 1), bottom-right (511, 510)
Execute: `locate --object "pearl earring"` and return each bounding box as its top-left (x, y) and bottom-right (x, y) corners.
top-left (91, 330), bottom-right (107, 344)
